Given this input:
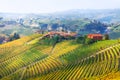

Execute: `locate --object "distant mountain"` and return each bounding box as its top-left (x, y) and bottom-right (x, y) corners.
top-left (1, 9), bottom-right (120, 23)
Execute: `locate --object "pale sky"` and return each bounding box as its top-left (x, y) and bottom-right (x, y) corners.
top-left (0, 0), bottom-right (120, 13)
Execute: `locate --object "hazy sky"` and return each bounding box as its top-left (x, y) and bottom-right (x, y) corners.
top-left (0, 0), bottom-right (120, 13)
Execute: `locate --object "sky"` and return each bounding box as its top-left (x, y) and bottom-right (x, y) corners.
top-left (0, 0), bottom-right (120, 13)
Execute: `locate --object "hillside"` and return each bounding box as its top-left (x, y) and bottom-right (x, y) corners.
top-left (0, 18), bottom-right (107, 36)
top-left (109, 24), bottom-right (120, 39)
top-left (0, 34), bottom-right (120, 80)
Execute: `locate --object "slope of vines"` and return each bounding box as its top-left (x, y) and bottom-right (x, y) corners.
top-left (0, 34), bottom-right (120, 80)
top-left (28, 41), bottom-right (120, 80)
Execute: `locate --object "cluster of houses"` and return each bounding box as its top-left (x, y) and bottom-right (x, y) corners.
top-left (42, 31), bottom-right (103, 41)
top-left (43, 31), bottom-right (77, 38)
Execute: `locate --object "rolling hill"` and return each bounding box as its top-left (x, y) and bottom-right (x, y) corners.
top-left (0, 34), bottom-right (120, 80)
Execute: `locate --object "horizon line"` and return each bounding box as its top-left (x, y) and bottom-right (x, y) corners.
top-left (0, 8), bottom-right (120, 14)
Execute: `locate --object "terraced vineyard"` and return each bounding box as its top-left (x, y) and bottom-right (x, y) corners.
top-left (35, 43), bottom-right (120, 80)
top-left (0, 34), bottom-right (120, 80)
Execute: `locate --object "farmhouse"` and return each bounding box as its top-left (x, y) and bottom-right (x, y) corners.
top-left (87, 34), bottom-right (103, 40)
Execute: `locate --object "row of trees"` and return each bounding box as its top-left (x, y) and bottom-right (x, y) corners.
top-left (40, 35), bottom-right (65, 47)
top-left (76, 35), bottom-right (95, 45)
top-left (40, 34), bottom-right (75, 47)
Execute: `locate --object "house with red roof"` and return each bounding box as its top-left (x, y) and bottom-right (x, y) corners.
top-left (87, 34), bottom-right (103, 40)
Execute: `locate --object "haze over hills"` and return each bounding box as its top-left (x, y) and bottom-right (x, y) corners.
top-left (0, 9), bottom-right (120, 42)
top-left (54, 9), bottom-right (120, 23)
top-left (1, 9), bottom-right (120, 23)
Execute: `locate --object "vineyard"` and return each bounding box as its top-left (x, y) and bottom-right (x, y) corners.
top-left (0, 34), bottom-right (120, 80)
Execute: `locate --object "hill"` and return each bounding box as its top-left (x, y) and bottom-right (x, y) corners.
top-left (109, 24), bottom-right (120, 39)
top-left (0, 9), bottom-right (120, 39)
top-left (0, 34), bottom-right (120, 80)
top-left (53, 9), bottom-right (120, 23)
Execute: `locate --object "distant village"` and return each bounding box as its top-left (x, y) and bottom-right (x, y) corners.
top-left (0, 16), bottom-right (109, 44)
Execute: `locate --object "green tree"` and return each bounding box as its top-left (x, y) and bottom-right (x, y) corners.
top-left (76, 36), bottom-right (85, 44)
top-left (9, 33), bottom-right (20, 41)
top-left (103, 34), bottom-right (109, 40)
top-left (14, 33), bottom-right (20, 39)
top-left (52, 35), bottom-right (60, 47)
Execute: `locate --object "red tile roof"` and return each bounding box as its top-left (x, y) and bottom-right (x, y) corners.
top-left (87, 34), bottom-right (103, 40)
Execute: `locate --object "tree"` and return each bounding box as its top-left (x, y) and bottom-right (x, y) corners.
top-left (52, 35), bottom-right (60, 47)
top-left (9, 33), bottom-right (20, 41)
top-left (13, 33), bottom-right (20, 39)
top-left (103, 34), bottom-right (109, 40)
top-left (76, 36), bottom-right (85, 44)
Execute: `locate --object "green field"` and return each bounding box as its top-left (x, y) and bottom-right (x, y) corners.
top-left (0, 34), bottom-right (120, 80)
